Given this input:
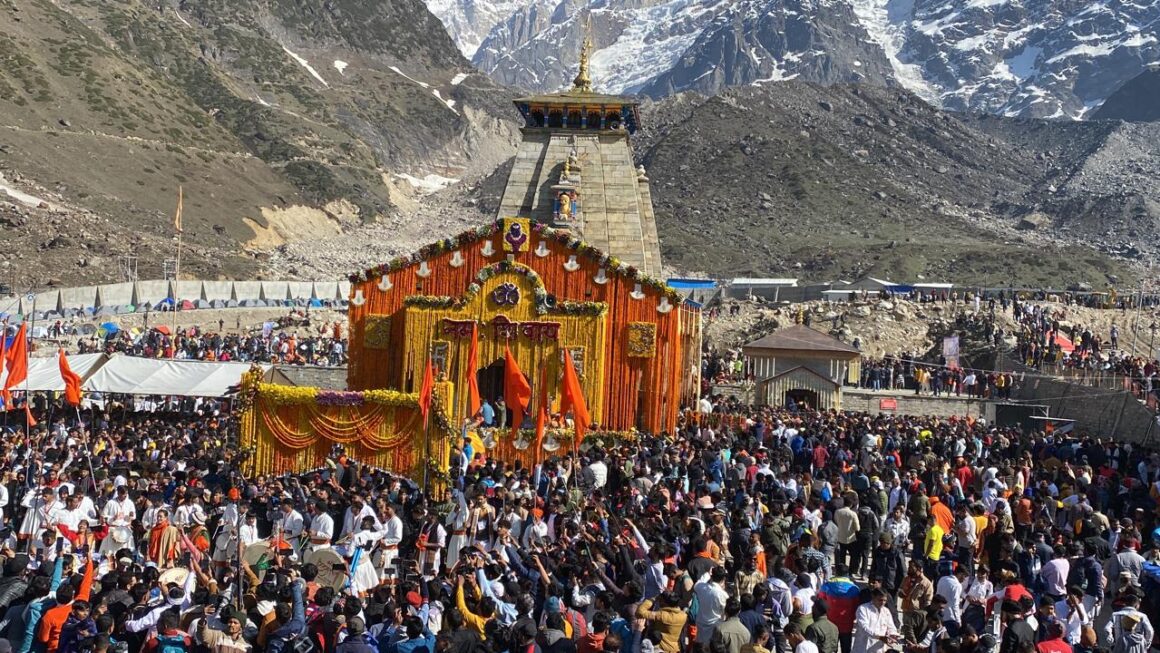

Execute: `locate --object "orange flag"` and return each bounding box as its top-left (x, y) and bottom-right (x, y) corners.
top-left (503, 346), bottom-right (532, 441)
top-left (58, 349), bottom-right (83, 407)
top-left (24, 403), bottom-right (36, 429)
top-left (466, 323), bottom-right (481, 417)
top-left (2, 324), bottom-right (28, 408)
top-left (560, 349), bottom-right (591, 443)
top-left (534, 364), bottom-right (550, 457)
top-left (418, 358), bottom-right (435, 425)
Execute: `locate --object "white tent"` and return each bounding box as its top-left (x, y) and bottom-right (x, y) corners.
top-left (80, 355), bottom-right (270, 397)
top-left (0, 353), bottom-right (107, 391)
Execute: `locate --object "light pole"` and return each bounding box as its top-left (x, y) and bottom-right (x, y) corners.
top-left (1151, 322), bottom-right (1158, 361)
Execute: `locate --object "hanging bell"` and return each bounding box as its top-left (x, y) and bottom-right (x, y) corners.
top-left (480, 240), bottom-right (496, 256)
top-left (593, 268), bottom-right (609, 285)
top-left (416, 260), bottom-right (432, 278)
top-left (542, 434), bottom-right (560, 452)
top-left (482, 430), bottom-right (497, 449)
top-left (377, 276), bottom-right (393, 291)
top-left (564, 255), bottom-right (581, 272)
top-left (630, 283), bottom-right (646, 300)
top-left (351, 289), bottom-right (366, 306)
top-left (450, 251), bottom-right (465, 268)
top-left (657, 296), bottom-right (674, 313)
top-left (535, 241), bottom-right (550, 257)
top-left (513, 436), bottom-right (530, 451)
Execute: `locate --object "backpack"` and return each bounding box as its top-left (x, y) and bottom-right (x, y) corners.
top-left (156, 633), bottom-right (189, 653)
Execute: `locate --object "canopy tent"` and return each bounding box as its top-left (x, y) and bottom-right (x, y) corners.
top-left (0, 353), bottom-right (107, 391)
top-left (1, 354), bottom-right (270, 397)
top-left (81, 356), bottom-right (271, 397)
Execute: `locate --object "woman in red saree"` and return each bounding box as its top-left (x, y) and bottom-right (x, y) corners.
top-left (147, 509), bottom-right (181, 568)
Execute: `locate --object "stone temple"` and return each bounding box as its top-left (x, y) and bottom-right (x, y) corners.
top-left (496, 33), bottom-right (664, 277)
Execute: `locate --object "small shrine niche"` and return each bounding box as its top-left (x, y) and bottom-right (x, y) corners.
top-left (552, 141), bottom-right (582, 226)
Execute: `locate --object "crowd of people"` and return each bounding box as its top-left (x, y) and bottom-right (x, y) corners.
top-left (2, 392), bottom-right (1160, 653)
top-left (72, 317), bottom-right (348, 367)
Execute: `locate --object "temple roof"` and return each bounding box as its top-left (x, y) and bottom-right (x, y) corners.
top-left (743, 325), bottom-right (861, 355)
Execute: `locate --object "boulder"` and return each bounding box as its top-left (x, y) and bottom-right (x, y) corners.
top-left (1017, 212), bottom-right (1051, 230)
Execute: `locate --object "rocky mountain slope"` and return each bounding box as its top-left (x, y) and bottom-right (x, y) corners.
top-left (633, 83), bottom-right (1156, 286)
top-left (429, 0), bottom-right (1160, 120)
top-left (0, 0), bottom-right (518, 287)
top-left (1092, 66), bottom-right (1160, 123)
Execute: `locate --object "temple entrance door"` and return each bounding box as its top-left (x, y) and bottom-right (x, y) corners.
top-left (785, 389), bottom-right (818, 411)
top-left (478, 359), bottom-right (505, 407)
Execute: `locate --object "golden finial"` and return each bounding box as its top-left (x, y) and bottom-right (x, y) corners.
top-left (562, 157), bottom-right (572, 180)
top-left (572, 14), bottom-right (593, 93)
top-left (796, 307), bottom-right (804, 325)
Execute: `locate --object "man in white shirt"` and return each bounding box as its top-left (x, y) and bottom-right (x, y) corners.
top-left (853, 589), bottom-right (899, 653)
top-left (100, 485), bottom-right (136, 554)
top-left (278, 502), bottom-right (305, 552)
top-left (936, 566), bottom-right (967, 630)
top-left (693, 566), bottom-right (729, 643)
top-left (340, 495), bottom-right (379, 539)
top-left (306, 499), bottom-right (334, 552)
top-left (1055, 587), bottom-right (1089, 645)
top-left (786, 623), bottom-right (819, 653)
top-left (379, 504), bottom-right (404, 586)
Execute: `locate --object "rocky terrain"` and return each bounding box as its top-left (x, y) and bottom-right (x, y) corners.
top-left (0, 0), bottom-right (518, 286)
top-left (705, 295), bottom-right (1160, 361)
top-left (1092, 66), bottom-right (1160, 123)
top-left (429, 0), bottom-right (1160, 120)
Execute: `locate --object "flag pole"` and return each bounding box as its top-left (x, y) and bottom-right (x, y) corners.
top-left (23, 295), bottom-right (34, 440)
top-left (171, 186), bottom-right (183, 354)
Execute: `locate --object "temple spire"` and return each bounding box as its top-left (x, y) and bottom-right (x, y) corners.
top-left (572, 14), bottom-right (593, 93)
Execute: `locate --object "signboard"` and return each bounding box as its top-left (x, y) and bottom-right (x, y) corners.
top-left (879, 398), bottom-right (898, 411)
top-left (943, 336), bottom-right (960, 369)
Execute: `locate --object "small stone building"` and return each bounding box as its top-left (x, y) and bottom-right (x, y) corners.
top-left (742, 325), bottom-right (861, 410)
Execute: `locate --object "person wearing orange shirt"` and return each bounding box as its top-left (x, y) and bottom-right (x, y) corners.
top-left (37, 557), bottom-right (93, 652)
top-left (929, 496), bottom-right (954, 534)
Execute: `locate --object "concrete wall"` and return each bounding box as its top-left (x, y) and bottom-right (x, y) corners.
top-left (287, 281), bottom-right (313, 300)
top-left (842, 389), bottom-right (990, 420)
top-left (97, 282), bottom-right (135, 307)
top-left (173, 280), bottom-right (202, 301)
top-left (60, 286), bottom-right (99, 310)
top-left (202, 281), bottom-right (234, 301)
top-left (136, 281), bottom-right (171, 306)
top-left (1009, 374), bottom-right (1158, 443)
top-left (261, 281), bottom-right (290, 301)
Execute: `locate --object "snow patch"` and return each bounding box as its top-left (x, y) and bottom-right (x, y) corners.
top-left (850, 0), bottom-right (940, 104)
top-left (1004, 46), bottom-right (1041, 82)
top-left (333, 60), bottom-right (348, 75)
top-left (395, 173), bottom-right (460, 195)
top-left (0, 174), bottom-right (51, 209)
top-left (431, 89), bottom-right (460, 115)
top-left (281, 45), bottom-right (329, 88)
top-left (451, 73), bottom-right (469, 85)
top-left (389, 66), bottom-right (430, 88)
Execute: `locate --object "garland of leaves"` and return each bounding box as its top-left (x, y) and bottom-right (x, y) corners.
top-left (255, 383), bottom-right (418, 407)
top-left (348, 220), bottom-right (682, 303)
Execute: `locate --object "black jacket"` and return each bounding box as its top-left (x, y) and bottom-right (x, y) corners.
top-left (869, 546), bottom-right (905, 594)
top-left (0, 576), bottom-right (27, 613)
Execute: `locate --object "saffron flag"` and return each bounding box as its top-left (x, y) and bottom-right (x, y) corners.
top-left (503, 346), bottom-right (532, 441)
top-left (174, 186), bottom-right (184, 233)
top-left (59, 349), bottom-right (83, 407)
top-left (2, 323), bottom-right (28, 408)
top-left (534, 365), bottom-right (550, 456)
top-left (560, 349), bottom-right (591, 443)
top-left (466, 323), bottom-right (481, 417)
top-left (24, 403), bottom-right (36, 429)
top-left (418, 358), bottom-right (435, 425)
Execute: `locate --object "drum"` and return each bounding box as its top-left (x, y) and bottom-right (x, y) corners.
top-left (242, 541), bottom-right (275, 582)
top-left (158, 567), bottom-right (190, 588)
top-left (305, 547), bottom-right (348, 591)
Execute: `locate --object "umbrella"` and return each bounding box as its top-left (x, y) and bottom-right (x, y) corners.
top-left (154, 325), bottom-right (172, 336)
top-left (99, 321), bottom-right (120, 334)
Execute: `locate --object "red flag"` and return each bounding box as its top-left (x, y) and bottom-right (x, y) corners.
top-left (503, 346), bottom-right (532, 441)
top-left (2, 324), bottom-right (28, 408)
top-left (534, 365), bottom-right (550, 456)
top-left (418, 358), bottom-right (435, 425)
top-left (24, 403), bottom-right (36, 429)
top-left (58, 349), bottom-right (83, 407)
top-left (560, 349), bottom-right (591, 443)
top-left (466, 323), bottom-right (481, 418)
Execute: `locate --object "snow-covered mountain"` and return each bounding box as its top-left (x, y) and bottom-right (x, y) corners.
top-left (425, 0), bottom-right (1160, 119)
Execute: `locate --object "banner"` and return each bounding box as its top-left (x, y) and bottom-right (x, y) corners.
top-left (943, 336), bottom-right (960, 369)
